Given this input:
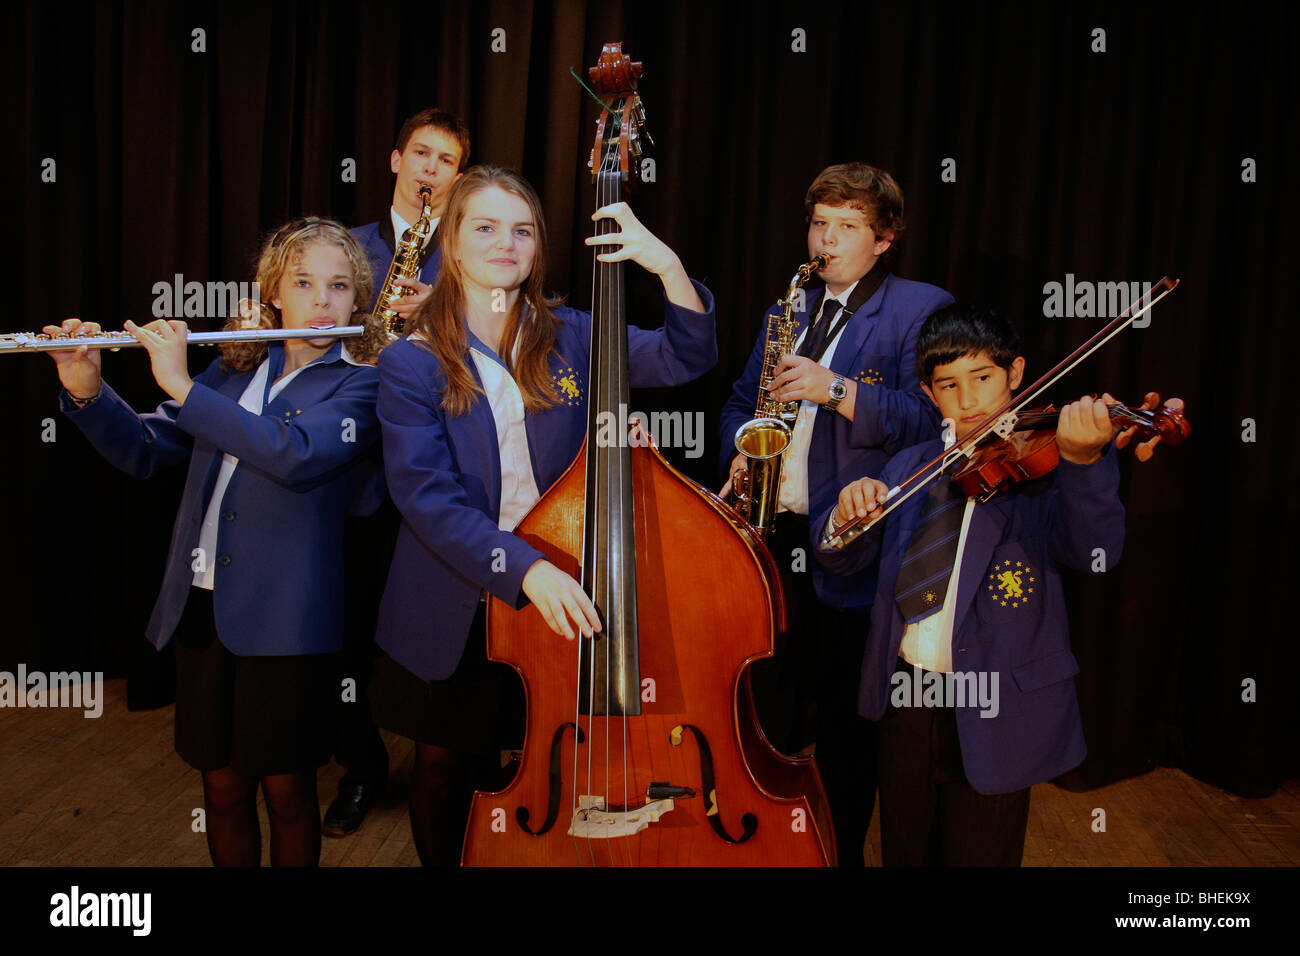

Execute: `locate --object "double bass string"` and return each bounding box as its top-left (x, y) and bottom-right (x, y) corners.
top-left (614, 140), bottom-right (632, 870)
top-left (606, 143), bottom-right (634, 869)
top-left (600, 118), bottom-right (638, 868)
top-left (601, 154), bottom-right (613, 866)
top-left (577, 144), bottom-right (618, 867)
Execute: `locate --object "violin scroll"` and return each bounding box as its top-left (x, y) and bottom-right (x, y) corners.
top-left (1112, 391), bottom-right (1190, 462)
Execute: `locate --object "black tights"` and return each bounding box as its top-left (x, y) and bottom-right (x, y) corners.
top-left (410, 743), bottom-right (498, 867)
top-left (201, 767), bottom-right (321, 867)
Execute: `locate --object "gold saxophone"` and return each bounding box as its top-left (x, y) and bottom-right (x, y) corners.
top-left (732, 254), bottom-right (827, 537)
top-left (375, 184), bottom-right (436, 336)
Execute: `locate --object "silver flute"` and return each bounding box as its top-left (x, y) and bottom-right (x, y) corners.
top-left (0, 325), bottom-right (365, 355)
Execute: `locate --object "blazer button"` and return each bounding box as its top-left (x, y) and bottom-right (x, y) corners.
top-left (222, 511), bottom-right (236, 521)
top-left (217, 554), bottom-right (232, 566)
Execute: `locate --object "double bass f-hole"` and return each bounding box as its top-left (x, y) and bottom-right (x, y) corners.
top-left (672, 724), bottom-right (759, 844)
top-left (515, 722), bottom-right (583, 837)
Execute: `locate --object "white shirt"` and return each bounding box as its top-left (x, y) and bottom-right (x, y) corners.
top-left (466, 337), bottom-right (542, 531)
top-left (192, 344), bottom-right (362, 589)
top-left (897, 496), bottom-right (977, 673)
top-left (778, 280), bottom-right (859, 516)
top-left (391, 207), bottom-right (441, 250)
top-left (897, 424), bottom-right (975, 673)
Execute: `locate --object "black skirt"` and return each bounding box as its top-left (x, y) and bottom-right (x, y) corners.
top-left (369, 602), bottom-right (524, 756)
top-left (172, 587), bottom-right (340, 776)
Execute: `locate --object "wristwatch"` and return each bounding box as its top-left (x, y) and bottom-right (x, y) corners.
top-left (823, 374), bottom-right (847, 412)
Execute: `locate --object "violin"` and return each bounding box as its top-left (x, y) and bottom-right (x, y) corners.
top-left (825, 278), bottom-right (1188, 545)
top-left (951, 392), bottom-right (1191, 500)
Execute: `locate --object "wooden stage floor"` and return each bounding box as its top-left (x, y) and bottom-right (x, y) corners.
top-left (1, 678), bottom-right (1296, 867)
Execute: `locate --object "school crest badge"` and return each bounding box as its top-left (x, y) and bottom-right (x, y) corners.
top-left (987, 558), bottom-right (1036, 609)
top-left (552, 366), bottom-right (584, 406)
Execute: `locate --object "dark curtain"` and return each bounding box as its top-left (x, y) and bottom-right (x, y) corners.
top-left (1, 0), bottom-right (1294, 798)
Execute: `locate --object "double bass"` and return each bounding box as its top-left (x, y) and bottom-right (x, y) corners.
top-left (461, 43), bottom-right (835, 866)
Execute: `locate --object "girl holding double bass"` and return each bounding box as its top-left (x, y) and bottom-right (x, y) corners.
top-left (370, 164), bottom-right (715, 865)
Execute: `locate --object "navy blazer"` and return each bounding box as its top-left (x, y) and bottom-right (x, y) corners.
top-left (351, 218), bottom-right (443, 312)
top-left (720, 273), bottom-right (953, 610)
top-left (60, 341), bottom-right (381, 656)
top-left (812, 440), bottom-right (1126, 794)
top-left (376, 283), bottom-right (717, 681)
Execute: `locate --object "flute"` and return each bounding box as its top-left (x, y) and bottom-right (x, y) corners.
top-left (0, 325), bottom-right (366, 355)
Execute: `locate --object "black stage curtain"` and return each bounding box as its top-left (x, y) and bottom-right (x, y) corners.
top-left (1, 0), bottom-right (1294, 799)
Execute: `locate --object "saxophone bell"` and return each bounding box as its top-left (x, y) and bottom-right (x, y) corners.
top-left (732, 417), bottom-right (792, 538)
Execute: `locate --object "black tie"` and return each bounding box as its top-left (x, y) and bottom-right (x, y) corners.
top-left (894, 478), bottom-right (966, 623)
top-left (799, 297), bottom-right (842, 360)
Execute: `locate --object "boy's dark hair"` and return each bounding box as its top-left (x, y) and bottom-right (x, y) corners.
top-left (916, 304), bottom-right (1023, 383)
top-left (395, 108), bottom-right (471, 171)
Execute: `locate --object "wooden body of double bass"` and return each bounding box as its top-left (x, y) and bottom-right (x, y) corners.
top-left (460, 436), bottom-right (837, 866)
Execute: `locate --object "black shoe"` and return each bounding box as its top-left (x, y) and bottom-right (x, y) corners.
top-left (322, 781), bottom-right (383, 837)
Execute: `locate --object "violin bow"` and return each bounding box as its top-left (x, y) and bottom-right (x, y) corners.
top-left (823, 276), bottom-right (1181, 546)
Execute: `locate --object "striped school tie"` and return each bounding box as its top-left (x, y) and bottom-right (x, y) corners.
top-left (894, 477), bottom-right (965, 623)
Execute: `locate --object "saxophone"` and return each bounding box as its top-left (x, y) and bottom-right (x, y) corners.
top-left (732, 254), bottom-right (827, 538)
top-left (375, 184), bottom-right (436, 337)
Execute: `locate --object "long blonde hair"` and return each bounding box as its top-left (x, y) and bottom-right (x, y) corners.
top-left (220, 218), bottom-right (388, 371)
top-left (407, 167), bottom-right (563, 416)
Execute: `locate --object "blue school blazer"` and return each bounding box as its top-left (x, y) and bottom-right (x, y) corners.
top-left (719, 273), bottom-right (953, 611)
top-left (376, 283), bottom-right (717, 681)
top-left (60, 340), bottom-right (381, 656)
top-left (812, 439), bottom-right (1126, 794)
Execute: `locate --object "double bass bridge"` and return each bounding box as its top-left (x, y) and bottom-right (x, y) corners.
top-left (567, 794), bottom-right (677, 839)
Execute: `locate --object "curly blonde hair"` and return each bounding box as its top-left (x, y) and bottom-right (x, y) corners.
top-left (220, 218), bottom-right (389, 371)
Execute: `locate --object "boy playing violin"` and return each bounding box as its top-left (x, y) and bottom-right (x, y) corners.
top-left (813, 303), bottom-right (1125, 865)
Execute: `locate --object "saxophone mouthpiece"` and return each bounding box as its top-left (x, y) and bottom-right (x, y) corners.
top-left (795, 254), bottom-right (827, 282)
top-left (418, 184), bottom-right (432, 201)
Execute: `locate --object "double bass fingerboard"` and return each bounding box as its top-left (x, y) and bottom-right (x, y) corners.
top-left (580, 96), bottom-right (641, 717)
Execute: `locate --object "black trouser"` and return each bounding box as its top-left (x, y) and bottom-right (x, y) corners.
top-left (747, 511), bottom-right (877, 867)
top-left (335, 499), bottom-right (400, 790)
top-left (876, 658), bottom-right (1030, 866)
